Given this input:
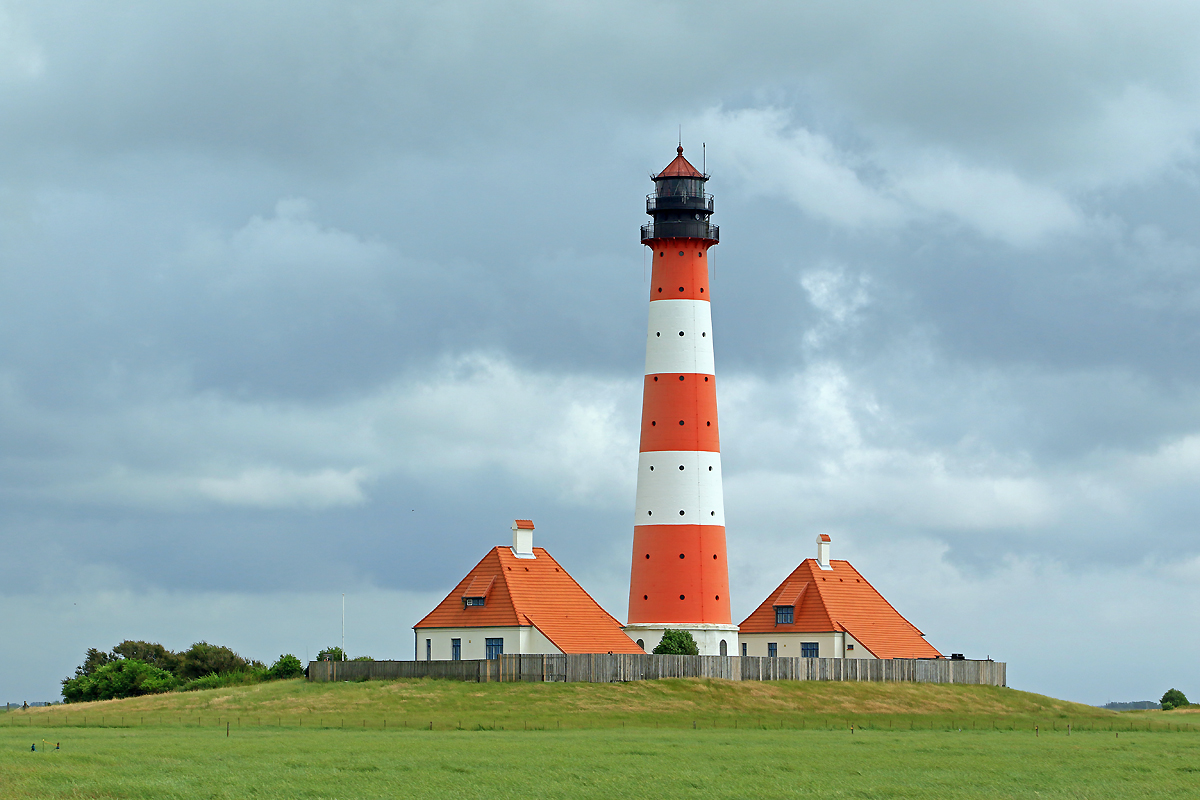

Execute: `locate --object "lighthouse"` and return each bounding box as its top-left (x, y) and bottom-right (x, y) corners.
top-left (624, 146), bottom-right (738, 657)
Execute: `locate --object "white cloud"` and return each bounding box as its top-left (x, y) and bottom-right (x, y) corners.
top-left (700, 105), bottom-right (1084, 246)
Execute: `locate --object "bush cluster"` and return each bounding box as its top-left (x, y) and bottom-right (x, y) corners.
top-left (60, 640), bottom-right (309, 703)
top-left (1161, 688), bottom-right (1189, 711)
top-left (653, 630), bottom-right (700, 655)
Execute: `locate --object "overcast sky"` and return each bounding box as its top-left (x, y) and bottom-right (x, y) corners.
top-left (4, 1), bottom-right (1200, 705)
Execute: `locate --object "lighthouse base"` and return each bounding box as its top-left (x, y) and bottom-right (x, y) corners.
top-left (623, 623), bottom-right (740, 657)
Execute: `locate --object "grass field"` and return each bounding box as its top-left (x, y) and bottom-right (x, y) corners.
top-left (4, 680), bottom-right (1199, 798)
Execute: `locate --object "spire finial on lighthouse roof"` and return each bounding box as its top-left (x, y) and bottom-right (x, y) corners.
top-left (678, 144), bottom-right (684, 156)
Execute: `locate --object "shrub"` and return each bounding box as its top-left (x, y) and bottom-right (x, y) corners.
top-left (110, 641), bottom-right (181, 674)
top-left (61, 659), bottom-right (179, 702)
top-left (1162, 688), bottom-right (1189, 711)
top-left (268, 654), bottom-right (305, 680)
top-left (177, 642), bottom-right (249, 680)
top-left (351, 655), bottom-right (374, 662)
top-left (653, 630), bottom-right (700, 655)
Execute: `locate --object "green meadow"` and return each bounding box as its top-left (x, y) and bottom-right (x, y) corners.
top-left (4, 679), bottom-right (1199, 798)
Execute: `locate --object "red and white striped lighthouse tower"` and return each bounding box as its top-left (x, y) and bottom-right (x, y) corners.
top-left (624, 146), bottom-right (738, 656)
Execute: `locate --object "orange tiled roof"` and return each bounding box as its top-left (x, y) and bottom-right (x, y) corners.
top-left (415, 547), bottom-right (643, 654)
top-left (739, 559), bottom-right (941, 659)
top-left (656, 146), bottom-right (705, 179)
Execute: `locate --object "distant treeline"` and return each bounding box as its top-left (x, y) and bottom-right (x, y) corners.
top-left (61, 640), bottom-right (310, 703)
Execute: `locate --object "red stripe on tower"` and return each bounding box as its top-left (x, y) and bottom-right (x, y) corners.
top-left (624, 146), bottom-right (738, 657)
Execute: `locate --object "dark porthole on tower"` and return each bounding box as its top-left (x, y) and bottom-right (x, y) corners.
top-left (656, 332), bottom-right (660, 337)
top-left (645, 554), bottom-right (650, 559)
top-left (679, 595), bottom-right (685, 600)
top-left (649, 465), bottom-right (654, 471)
top-left (678, 331), bottom-right (684, 336)
top-left (678, 375), bottom-right (684, 381)
top-left (678, 465), bottom-right (684, 470)
top-left (679, 510), bottom-right (685, 515)
top-left (653, 376), bottom-right (658, 382)
top-left (700, 288), bottom-right (704, 293)
top-left (643, 596), bottom-right (648, 601)
top-left (708, 466), bottom-right (713, 471)
top-left (658, 287), bottom-right (663, 293)
top-left (678, 286), bottom-right (685, 292)
top-left (651, 420), bottom-right (656, 426)
top-left (704, 377), bottom-right (709, 381)
top-left (679, 553), bottom-right (685, 559)
top-left (678, 251), bottom-right (684, 256)
top-left (678, 420), bottom-right (684, 425)
top-left (712, 554), bottom-right (717, 559)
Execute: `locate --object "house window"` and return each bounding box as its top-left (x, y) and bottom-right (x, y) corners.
top-left (775, 606), bottom-right (793, 625)
top-left (636, 639), bottom-right (645, 651)
top-left (802, 642), bottom-right (819, 658)
top-left (768, 643), bottom-right (777, 658)
top-left (451, 638), bottom-right (461, 661)
top-left (741, 642), bottom-right (747, 657)
top-left (485, 638), bottom-right (504, 659)
top-left (720, 640), bottom-right (727, 656)
top-left (464, 597), bottom-right (485, 607)
top-left (425, 639), bottom-right (431, 661)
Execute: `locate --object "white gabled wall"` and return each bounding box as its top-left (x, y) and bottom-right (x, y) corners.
top-left (739, 631), bottom-right (875, 659)
top-left (419, 625), bottom-right (562, 660)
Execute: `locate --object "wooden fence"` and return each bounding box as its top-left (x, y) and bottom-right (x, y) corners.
top-left (308, 655), bottom-right (1004, 686)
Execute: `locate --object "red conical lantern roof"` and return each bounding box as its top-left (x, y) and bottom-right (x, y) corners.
top-left (656, 145), bottom-right (705, 179)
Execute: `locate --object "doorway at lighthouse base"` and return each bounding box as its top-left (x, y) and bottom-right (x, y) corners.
top-left (622, 623), bottom-right (740, 657)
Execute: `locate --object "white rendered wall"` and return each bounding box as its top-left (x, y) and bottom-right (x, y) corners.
top-left (418, 626), bottom-right (561, 660)
top-left (739, 631), bottom-right (875, 659)
top-left (644, 299), bottom-right (715, 375)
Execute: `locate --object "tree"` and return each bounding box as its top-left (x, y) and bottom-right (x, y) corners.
top-left (317, 646), bottom-right (345, 662)
top-left (653, 630), bottom-right (699, 655)
top-left (268, 654), bottom-right (305, 680)
top-left (110, 640), bottom-right (181, 674)
top-left (73, 647), bottom-right (113, 678)
top-left (177, 642), bottom-right (249, 680)
top-left (61, 659), bottom-right (179, 703)
top-left (1162, 688), bottom-right (1189, 711)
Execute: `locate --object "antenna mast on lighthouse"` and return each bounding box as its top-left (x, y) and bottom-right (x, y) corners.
top-left (625, 146), bottom-right (737, 656)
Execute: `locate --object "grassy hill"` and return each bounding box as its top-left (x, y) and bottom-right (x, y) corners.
top-left (6, 677), bottom-right (1155, 731)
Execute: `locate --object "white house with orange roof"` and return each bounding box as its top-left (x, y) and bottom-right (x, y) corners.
top-left (413, 520), bottom-right (643, 660)
top-left (738, 534), bottom-right (941, 661)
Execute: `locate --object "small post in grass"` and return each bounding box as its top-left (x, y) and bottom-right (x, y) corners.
top-left (226, 722), bottom-right (229, 738)
top-left (1035, 725), bottom-right (1039, 737)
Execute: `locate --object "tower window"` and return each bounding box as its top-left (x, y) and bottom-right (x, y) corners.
top-left (678, 287), bottom-right (684, 292)
top-left (678, 251), bottom-right (684, 256)
top-left (679, 553), bottom-right (685, 559)
top-left (679, 510), bottom-right (685, 515)
top-left (678, 420), bottom-right (684, 425)
top-left (679, 465), bottom-right (684, 470)
top-left (645, 554), bottom-right (649, 558)
top-left (678, 331), bottom-right (684, 336)
top-left (679, 594), bottom-right (685, 600)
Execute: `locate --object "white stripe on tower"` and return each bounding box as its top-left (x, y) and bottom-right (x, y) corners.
top-left (634, 451), bottom-right (725, 526)
top-left (644, 299), bottom-right (715, 376)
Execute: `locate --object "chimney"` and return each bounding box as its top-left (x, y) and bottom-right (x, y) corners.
top-left (816, 533), bottom-right (832, 570)
top-left (512, 519), bottom-right (535, 559)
